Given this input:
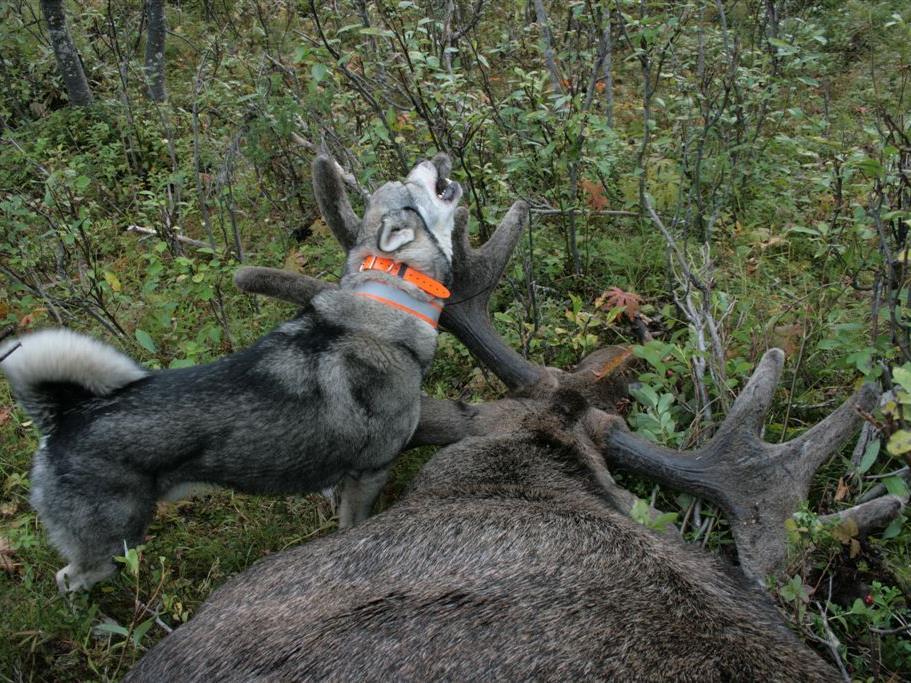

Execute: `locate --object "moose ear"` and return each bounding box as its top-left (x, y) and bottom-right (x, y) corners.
top-left (378, 220), bottom-right (415, 253)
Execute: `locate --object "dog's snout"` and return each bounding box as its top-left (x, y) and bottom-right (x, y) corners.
top-left (430, 153), bottom-right (452, 180)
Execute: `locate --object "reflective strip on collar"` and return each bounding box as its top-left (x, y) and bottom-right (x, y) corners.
top-left (351, 280), bottom-right (443, 329)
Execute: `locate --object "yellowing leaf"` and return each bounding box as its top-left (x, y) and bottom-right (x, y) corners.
top-left (831, 517), bottom-right (859, 543)
top-left (104, 272), bottom-right (122, 292)
top-left (893, 365), bottom-right (911, 392)
top-left (886, 429), bottom-right (911, 456)
top-left (849, 538), bottom-right (861, 558)
top-left (834, 478), bottom-right (850, 502)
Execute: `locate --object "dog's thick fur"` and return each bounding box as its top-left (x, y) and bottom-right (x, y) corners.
top-left (1, 155), bottom-right (462, 592)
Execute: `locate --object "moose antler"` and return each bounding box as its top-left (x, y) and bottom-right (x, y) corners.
top-left (235, 153), bottom-right (905, 582)
top-left (589, 355), bottom-right (884, 580)
top-left (441, 201), bottom-right (549, 392)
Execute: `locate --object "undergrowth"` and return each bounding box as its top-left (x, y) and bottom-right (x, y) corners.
top-left (1, 0), bottom-right (910, 680)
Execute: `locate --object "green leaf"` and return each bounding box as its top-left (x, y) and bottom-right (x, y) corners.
top-left (880, 516), bottom-right (904, 539)
top-left (630, 498), bottom-right (650, 525)
top-left (310, 63), bottom-right (328, 83)
top-left (131, 617), bottom-right (156, 646)
top-left (651, 511), bottom-right (679, 531)
top-left (134, 329), bottom-right (157, 354)
top-left (779, 575), bottom-right (809, 603)
top-left (94, 621), bottom-right (130, 638)
top-left (848, 156), bottom-right (884, 178)
top-left (115, 546), bottom-right (142, 576)
top-left (883, 476), bottom-right (910, 499)
top-left (857, 440), bottom-right (881, 475)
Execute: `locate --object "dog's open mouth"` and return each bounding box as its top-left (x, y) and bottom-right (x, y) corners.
top-left (405, 154), bottom-right (462, 208)
top-left (435, 175), bottom-right (457, 202)
top-left (430, 153), bottom-right (460, 204)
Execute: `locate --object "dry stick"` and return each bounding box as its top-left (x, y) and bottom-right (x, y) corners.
top-left (812, 600), bottom-right (851, 683)
top-left (217, 131), bottom-right (245, 261)
top-left (532, 0), bottom-right (564, 95)
top-left (192, 49), bottom-right (216, 249)
top-left (857, 466), bottom-right (911, 505)
top-left (127, 225), bottom-right (211, 250)
top-left (648, 199), bottom-right (714, 425)
top-left (869, 623), bottom-right (911, 635)
top-left (0, 343), bottom-right (20, 363)
top-left (0, 326), bottom-right (20, 362)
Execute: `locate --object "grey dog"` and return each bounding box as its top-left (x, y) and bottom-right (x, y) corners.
top-left (0, 155), bottom-right (463, 592)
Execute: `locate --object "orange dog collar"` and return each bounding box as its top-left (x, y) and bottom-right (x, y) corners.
top-left (359, 255), bottom-right (451, 300)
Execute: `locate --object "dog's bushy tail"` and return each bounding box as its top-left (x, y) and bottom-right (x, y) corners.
top-left (0, 328), bottom-right (147, 433)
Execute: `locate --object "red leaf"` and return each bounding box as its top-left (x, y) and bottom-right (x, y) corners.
top-left (580, 179), bottom-right (609, 211)
top-left (596, 287), bottom-right (642, 320)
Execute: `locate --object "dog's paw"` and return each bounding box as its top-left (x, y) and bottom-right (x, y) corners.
top-left (56, 565), bottom-right (80, 593)
top-left (55, 563), bottom-right (115, 593)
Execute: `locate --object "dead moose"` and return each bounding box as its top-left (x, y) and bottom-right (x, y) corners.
top-left (126, 155), bottom-right (905, 681)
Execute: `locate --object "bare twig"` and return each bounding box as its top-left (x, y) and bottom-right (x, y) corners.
top-left (812, 601), bottom-right (851, 683)
top-left (0, 326), bottom-right (20, 362)
top-left (532, 0), bottom-right (564, 95)
top-left (290, 127), bottom-right (370, 201)
top-left (529, 207), bottom-right (637, 217)
top-left (126, 226), bottom-right (212, 250)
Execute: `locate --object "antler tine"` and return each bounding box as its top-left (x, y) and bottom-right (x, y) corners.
top-left (234, 267), bottom-right (336, 307)
top-left (713, 348), bottom-right (785, 440)
top-left (784, 383), bottom-right (881, 483)
top-left (441, 201), bottom-right (550, 394)
top-left (589, 349), bottom-right (894, 582)
top-left (235, 155), bottom-right (360, 305)
top-left (819, 495), bottom-right (906, 535)
top-left (312, 155), bottom-right (361, 251)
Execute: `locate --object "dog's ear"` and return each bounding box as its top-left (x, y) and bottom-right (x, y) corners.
top-left (378, 219), bottom-right (415, 252)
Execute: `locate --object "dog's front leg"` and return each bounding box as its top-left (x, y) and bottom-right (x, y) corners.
top-left (337, 468), bottom-right (390, 529)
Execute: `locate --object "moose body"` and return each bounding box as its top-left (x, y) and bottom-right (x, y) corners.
top-left (129, 427), bottom-right (835, 681)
